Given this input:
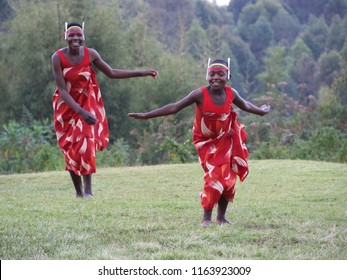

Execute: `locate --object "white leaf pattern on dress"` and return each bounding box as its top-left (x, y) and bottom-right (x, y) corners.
top-left (97, 89), bottom-right (102, 102)
top-left (232, 162), bottom-right (238, 173)
top-left (66, 82), bottom-right (71, 92)
top-left (210, 180), bottom-right (223, 194)
top-left (234, 156), bottom-right (248, 167)
top-left (98, 123), bottom-right (103, 137)
top-left (56, 131), bottom-right (64, 141)
top-left (98, 106), bottom-right (106, 122)
top-left (195, 138), bottom-right (212, 149)
top-left (57, 114), bottom-right (64, 128)
top-left (225, 145), bottom-right (232, 159)
top-left (208, 145), bottom-right (217, 154)
top-left (81, 158), bottom-right (92, 171)
top-left (79, 138), bottom-right (87, 154)
top-left (78, 72), bottom-right (91, 80)
top-left (201, 117), bottom-right (213, 136)
top-left (76, 119), bottom-right (83, 132)
top-left (206, 160), bottom-right (215, 178)
top-left (56, 98), bottom-right (65, 111)
top-left (217, 128), bottom-right (225, 140)
top-left (219, 113), bottom-right (229, 121)
top-left (68, 155), bottom-right (78, 167)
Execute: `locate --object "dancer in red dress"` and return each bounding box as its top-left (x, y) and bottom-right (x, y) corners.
top-left (52, 22), bottom-right (158, 197)
top-left (128, 59), bottom-right (270, 226)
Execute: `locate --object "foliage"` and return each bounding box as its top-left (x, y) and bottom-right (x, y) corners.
top-left (0, 0), bottom-right (347, 173)
top-left (132, 116), bottom-right (196, 165)
top-left (97, 138), bottom-right (131, 167)
top-left (0, 118), bottom-right (64, 174)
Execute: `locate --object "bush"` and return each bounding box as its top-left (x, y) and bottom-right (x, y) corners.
top-left (97, 138), bottom-right (131, 167)
top-left (251, 126), bottom-right (347, 163)
top-left (292, 126), bottom-right (347, 162)
top-left (0, 119), bottom-right (62, 174)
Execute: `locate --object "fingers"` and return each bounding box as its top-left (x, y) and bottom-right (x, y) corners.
top-left (261, 105), bottom-right (271, 113)
top-left (128, 113), bottom-right (146, 120)
top-left (148, 69), bottom-right (159, 79)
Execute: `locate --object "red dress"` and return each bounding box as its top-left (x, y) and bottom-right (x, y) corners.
top-left (53, 47), bottom-right (109, 176)
top-left (193, 86), bottom-right (249, 210)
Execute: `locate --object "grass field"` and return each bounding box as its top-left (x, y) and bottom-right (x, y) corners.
top-left (0, 160), bottom-right (346, 260)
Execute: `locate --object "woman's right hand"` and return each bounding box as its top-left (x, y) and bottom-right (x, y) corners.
top-left (127, 112), bottom-right (148, 120)
top-left (80, 109), bottom-right (98, 125)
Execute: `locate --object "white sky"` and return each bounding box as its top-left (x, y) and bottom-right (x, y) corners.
top-left (208, 0), bottom-right (230, 6)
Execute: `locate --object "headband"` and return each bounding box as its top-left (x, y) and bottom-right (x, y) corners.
top-left (64, 22), bottom-right (85, 40)
top-left (206, 58), bottom-right (231, 80)
top-left (208, 63), bottom-right (229, 69)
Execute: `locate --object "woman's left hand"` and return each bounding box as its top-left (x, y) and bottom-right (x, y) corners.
top-left (145, 69), bottom-right (159, 79)
top-left (261, 104), bottom-right (271, 114)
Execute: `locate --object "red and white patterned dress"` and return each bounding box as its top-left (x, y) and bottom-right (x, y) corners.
top-left (53, 47), bottom-right (109, 176)
top-left (193, 86), bottom-right (249, 210)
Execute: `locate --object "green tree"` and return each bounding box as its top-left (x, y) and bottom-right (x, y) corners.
top-left (257, 46), bottom-right (289, 91)
top-left (288, 37), bottom-right (317, 101)
top-left (317, 50), bottom-right (342, 86)
top-left (248, 16), bottom-right (274, 57)
top-left (227, 36), bottom-right (258, 95)
top-left (324, 0), bottom-right (347, 23)
top-left (303, 15), bottom-right (328, 60)
top-left (327, 15), bottom-right (346, 51)
top-left (271, 8), bottom-right (301, 44)
top-left (184, 19), bottom-right (209, 61)
top-left (238, 2), bottom-right (260, 41)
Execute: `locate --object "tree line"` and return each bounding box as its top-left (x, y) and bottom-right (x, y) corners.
top-left (0, 0), bottom-right (346, 174)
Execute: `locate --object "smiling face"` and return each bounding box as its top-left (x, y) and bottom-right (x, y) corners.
top-left (65, 26), bottom-right (84, 49)
top-left (207, 66), bottom-right (229, 91)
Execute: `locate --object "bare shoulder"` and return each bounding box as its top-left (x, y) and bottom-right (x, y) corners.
top-left (51, 51), bottom-right (61, 65)
top-left (189, 88), bottom-right (203, 106)
top-left (88, 48), bottom-right (101, 62)
top-left (231, 87), bottom-right (242, 101)
top-left (231, 87), bottom-right (240, 96)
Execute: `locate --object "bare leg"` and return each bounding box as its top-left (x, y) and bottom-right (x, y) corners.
top-left (83, 174), bottom-right (93, 197)
top-left (69, 171), bottom-right (84, 197)
top-left (201, 209), bottom-right (213, 227)
top-left (216, 196), bottom-right (233, 224)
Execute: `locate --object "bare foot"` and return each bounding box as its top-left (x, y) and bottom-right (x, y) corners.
top-left (216, 218), bottom-right (235, 225)
top-left (84, 193), bottom-right (93, 198)
top-left (201, 220), bottom-right (212, 227)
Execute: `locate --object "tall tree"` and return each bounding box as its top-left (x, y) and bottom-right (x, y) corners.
top-left (303, 15), bottom-right (328, 60)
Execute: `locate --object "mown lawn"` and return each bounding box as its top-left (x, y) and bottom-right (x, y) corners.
top-left (0, 160), bottom-right (346, 260)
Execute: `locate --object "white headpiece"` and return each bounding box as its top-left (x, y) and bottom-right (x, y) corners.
top-left (205, 57), bottom-right (231, 80)
top-left (64, 22), bottom-right (85, 40)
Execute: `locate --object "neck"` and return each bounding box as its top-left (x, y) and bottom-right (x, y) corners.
top-left (208, 86), bottom-right (225, 95)
top-left (68, 46), bottom-right (81, 56)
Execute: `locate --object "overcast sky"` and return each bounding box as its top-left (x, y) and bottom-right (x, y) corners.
top-left (208, 0), bottom-right (230, 6)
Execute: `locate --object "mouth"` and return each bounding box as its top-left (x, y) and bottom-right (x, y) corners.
top-left (212, 81), bottom-right (221, 87)
top-left (71, 40), bottom-right (81, 47)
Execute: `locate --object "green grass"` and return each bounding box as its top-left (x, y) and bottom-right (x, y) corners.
top-left (0, 160), bottom-right (346, 260)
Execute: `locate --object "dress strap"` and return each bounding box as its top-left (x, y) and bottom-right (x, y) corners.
top-left (81, 46), bottom-right (90, 66)
top-left (56, 49), bottom-right (70, 67)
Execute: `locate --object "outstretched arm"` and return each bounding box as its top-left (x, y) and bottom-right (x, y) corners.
top-left (128, 88), bottom-right (202, 120)
top-left (232, 88), bottom-right (270, 116)
top-left (89, 48), bottom-right (158, 79)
